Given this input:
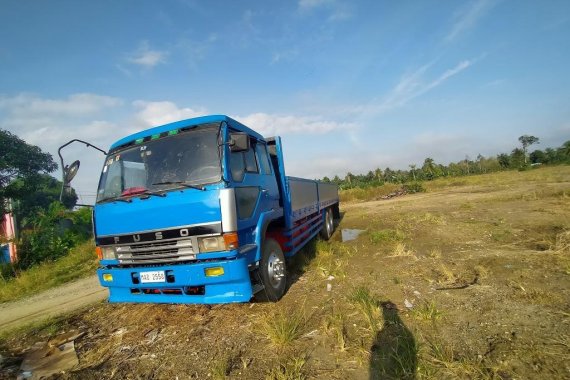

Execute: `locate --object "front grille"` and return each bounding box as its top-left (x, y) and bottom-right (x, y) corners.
top-left (116, 238), bottom-right (195, 265)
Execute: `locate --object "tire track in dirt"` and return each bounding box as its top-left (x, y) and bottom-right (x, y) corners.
top-left (0, 276), bottom-right (107, 332)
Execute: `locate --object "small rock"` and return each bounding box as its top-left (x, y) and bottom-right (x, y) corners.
top-left (404, 299), bottom-right (413, 309)
top-left (327, 275), bottom-right (335, 281)
top-left (413, 290), bottom-right (421, 296)
top-left (326, 283), bottom-right (332, 292)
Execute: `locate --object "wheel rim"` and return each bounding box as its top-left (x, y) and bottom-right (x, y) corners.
top-left (267, 251), bottom-right (285, 288)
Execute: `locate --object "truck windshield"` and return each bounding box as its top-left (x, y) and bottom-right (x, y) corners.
top-left (96, 126), bottom-right (221, 203)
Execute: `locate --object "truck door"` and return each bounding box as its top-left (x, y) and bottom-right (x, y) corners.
top-left (229, 137), bottom-right (279, 246)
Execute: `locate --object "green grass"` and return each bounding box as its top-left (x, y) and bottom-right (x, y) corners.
top-left (369, 229), bottom-right (405, 244)
top-left (340, 183), bottom-right (401, 202)
top-left (261, 305), bottom-right (306, 348)
top-left (412, 301), bottom-right (443, 323)
top-left (210, 353), bottom-right (233, 379)
top-left (0, 240), bottom-right (97, 303)
top-left (349, 286), bottom-right (382, 332)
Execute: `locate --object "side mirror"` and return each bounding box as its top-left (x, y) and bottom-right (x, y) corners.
top-left (64, 160), bottom-right (80, 185)
top-left (229, 133), bottom-right (250, 152)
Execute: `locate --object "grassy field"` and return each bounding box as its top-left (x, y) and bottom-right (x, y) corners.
top-left (0, 241), bottom-right (98, 303)
top-left (1, 166), bottom-right (569, 379)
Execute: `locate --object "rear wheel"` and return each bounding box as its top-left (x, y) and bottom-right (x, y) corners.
top-left (256, 238), bottom-right (287, 302)
top-left (319, 207), bottom-right (334, 240)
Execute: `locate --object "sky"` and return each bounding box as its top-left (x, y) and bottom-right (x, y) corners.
top-left (1, 0), bottom-right (569, 204)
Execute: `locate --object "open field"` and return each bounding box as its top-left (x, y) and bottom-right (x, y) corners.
top-left (1, 166), bottom-right (569, 379)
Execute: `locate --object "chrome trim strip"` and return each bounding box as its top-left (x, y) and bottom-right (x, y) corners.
top-left (98, 221), bottom-right (222, 238)
top-left (238, 244), bottom-right (257, 254)
top-left (220, 188), bottom-right (237, 232)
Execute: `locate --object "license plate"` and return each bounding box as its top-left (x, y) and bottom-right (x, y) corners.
top-left (140, 271), bottom-right (166, 283)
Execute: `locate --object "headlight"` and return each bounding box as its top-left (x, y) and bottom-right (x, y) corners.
top-left (198, 236), bottom-right (226, 253)
top-left (100, 246), bottom-right (116, 260)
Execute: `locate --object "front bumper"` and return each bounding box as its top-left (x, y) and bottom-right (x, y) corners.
top-left (97, 257), bottom-right (252, 304)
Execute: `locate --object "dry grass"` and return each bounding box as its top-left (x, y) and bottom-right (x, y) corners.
top-left (266, 355), bottom-right (307, 380)
top-left (349, 286), bottom-right (383, 333)
top-left (323, 310), bottom-right (348, 352)
top-left (412, 301), bottom-right (443, 323)
top-left (261, 305), bottom-right (307, 348)
top-left (389, 242), bottom-right (416, 258)
top-left (0, 240), bottom-right (97, 303)
top-left (340, 183), bottom-right (401, 202)
top-left (2, 166), bottom-right (570, 380)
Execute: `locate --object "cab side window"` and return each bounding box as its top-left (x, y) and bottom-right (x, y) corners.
top-left (244, 144), bottom-right (258, 173)
top-left (230, 137), bottom-right (259, 182)
top-left (230, 151), bottom-right (245, 182)
top-left (255, 143), bottom-right (272, 175)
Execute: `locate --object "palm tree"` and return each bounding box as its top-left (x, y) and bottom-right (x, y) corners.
top-left (518, 135), bottom-right (540, 163)
top-left (409, 164), bottom-right (417, 181)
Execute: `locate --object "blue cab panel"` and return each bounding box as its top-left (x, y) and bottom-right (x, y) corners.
top-left (95, 187), bottom-right (222, 237)
top-left (97, 256), bottom-right (252, 304)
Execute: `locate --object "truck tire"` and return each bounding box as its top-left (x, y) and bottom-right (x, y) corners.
top-left (256, 238), bottom-right (287, 302)
top-left (319, 207), bottom-right (334, 240)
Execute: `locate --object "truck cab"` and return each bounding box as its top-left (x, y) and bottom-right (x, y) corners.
top-left (94, 115), bottom-right (338, 304)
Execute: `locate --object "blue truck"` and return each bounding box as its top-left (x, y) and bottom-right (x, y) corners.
top-left (93, 115), bottom-right (339, 304)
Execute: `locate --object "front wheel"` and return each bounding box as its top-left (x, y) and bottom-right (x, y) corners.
top-left (319, 208), bottom-right (334, 240)
top-left (256, 238), bottom-right (287, 302)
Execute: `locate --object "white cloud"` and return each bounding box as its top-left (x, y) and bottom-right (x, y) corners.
top-left (345, 59), bottom-right (473, 116)
top-left (0, 93), bottom-right (128, 201)
top-left (445, 0), bottom-right (496, 42)
top-left (298, 0), bottom-right (333, 10)
top-left (0, 93), bottom-right (123, 116)
top-left (127, 41), bottom-right (168, 68)
top-left (271, 49), bottom-right (299, 64)
top-left (234, 112), bottom-right (356, 136)
top-left (298, 0), bottom-right (351, 21)
top-left (132, 101), bottom-right (206, 128)
top-left (1, 94), bottom-right (359, 201)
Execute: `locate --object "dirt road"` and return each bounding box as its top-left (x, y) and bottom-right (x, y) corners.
top-left (0, 276), bottom-right (107, 332)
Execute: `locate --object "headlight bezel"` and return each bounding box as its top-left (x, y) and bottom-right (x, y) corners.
top-left (100, 246), bottom-right (116, 260)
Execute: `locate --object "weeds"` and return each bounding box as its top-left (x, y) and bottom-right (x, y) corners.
top-left (323, 311), bottom-right (348, 352)
top-left (266, 355), bottom-right (307, 380)
top-left (262, 306), bottom-right (306, 348)
top-left (418, 212), bottom-right (446, 225)
top-left (349, 286), bottom-right (382, 332)
top-left (210, 353), bottom-right (233, 379)
top-left (390, 242), bottom-right (416, 258)
top-left (0, 240), bottom-right (97, 303)
top-left (428, 247), bottom-right (442, 259)
top-left (412, 301), bottom-right (443, 323)
top-left (418, 335), bottom-right (506, 379)
top-left (434, 264), bottom-right (457, 284)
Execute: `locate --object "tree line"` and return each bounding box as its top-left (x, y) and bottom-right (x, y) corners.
top-left (1, 129), bottom-right (90, 276)
top-left (322, 135), bottom-right (570, 190)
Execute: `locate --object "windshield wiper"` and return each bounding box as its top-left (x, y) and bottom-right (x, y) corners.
top-left (137, 190), bottom-right (167, 198)
top-left (120, 186), bottom-right (166, 199)
top-left (152, 181), bottom-right (206, 191)
top-left (98, 196), bottom-right (132, 203)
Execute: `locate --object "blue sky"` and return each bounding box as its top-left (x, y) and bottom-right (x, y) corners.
top-left (1, 0), bottom-right (569, 203)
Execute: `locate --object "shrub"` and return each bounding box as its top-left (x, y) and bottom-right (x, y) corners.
top-left (403, 182), bottom-right (426, 193)
top-left (16, 202), bottom-right (92, 269)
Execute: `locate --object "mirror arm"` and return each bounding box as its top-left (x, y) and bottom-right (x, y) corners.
top-left (58, 139), bottom-right (108, 203)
